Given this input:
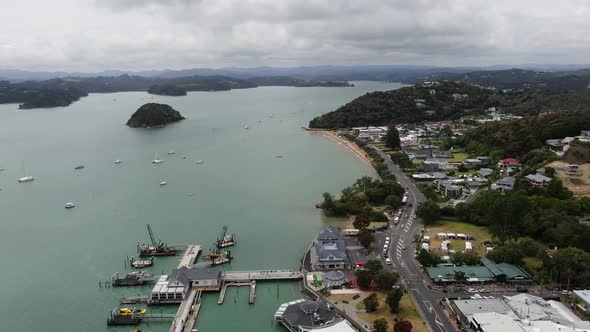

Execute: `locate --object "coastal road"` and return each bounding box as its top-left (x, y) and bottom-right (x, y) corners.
top-left (371, 146), bottom-right (456, 332)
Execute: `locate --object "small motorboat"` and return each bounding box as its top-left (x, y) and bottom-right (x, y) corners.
top-left (65, 202), bottom-right (76, 209)
top-left (168, 150), bottom-right (175, 155)
top-left (182, 156), bottom-right (187, 159)
top-left (244, 125), bottom-right (249, 129)
top-left (275, 155), bottom-right (283, 158)
top-left (74, 165), bottom-right (85, 170)
top-left (159, 181), bottom-right (167, 186)
top-left (195, 160), bottom-right (204, 164)
top-left (152, 159), bottom-right (164, 164)
top-left (114, 160), bottom-right (122, 164)
top-left (18, 176), bottom-right (34, 183)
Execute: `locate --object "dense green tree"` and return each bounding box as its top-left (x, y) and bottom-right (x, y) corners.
top-left (355, 270), bottom-right (373, 289)
top-left (364, 293), bottom-right (379, 312)
top-left (373, 318), bottom-right (389, 332)
top-left (394, 320), bottom-right (413, 332)
top-left (386, 288), bottom-right (404, 313)
top-left (365, 259), bottom-right (384, 275)
top-left (486, 245), bottom-right (525, 265)
top-left (439, 126), bottom-right (453, 138)
top-left (416, 200), bottom-right (441, 225)
top-left (417, 249), bottom-right (442, 267)
top-left (450, 252), bottom-right (481, 266)
top-left (551, 247), bottom-right (590, 287)
top-left (546, 178), bottom-right (573, 200)
top-left (385, 126), bottom-right (401, 150)
top-left (390, 151), bottom-right (413, 168)
top-left (375, 270), bottom-right (399, 290)
top-left (353, 214), bottom-right (371, 230)
top-left (358, 229), bottom-right (375, 250)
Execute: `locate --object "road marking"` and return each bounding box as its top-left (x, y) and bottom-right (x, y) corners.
top-left (424, 300), bottom-right (434, 313)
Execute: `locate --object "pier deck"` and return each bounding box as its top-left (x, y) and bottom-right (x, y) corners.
top-left (223, 270), bottom-right (303, 282)
top-left (177, 245), bottom-right (201, 269)
top-left (169, 289), bottom-right (202, 332)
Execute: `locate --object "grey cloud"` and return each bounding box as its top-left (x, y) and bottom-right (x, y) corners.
top-left (1, 0), bottom-right (589, 71)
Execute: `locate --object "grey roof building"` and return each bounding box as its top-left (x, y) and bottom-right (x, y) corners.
top-left (275, 299), bottom-right (356, 332)
top-left (310, 227), bottom-right (351, 271)
top-left (491, 177), bottom-right (516, 192)
top-left (169, 266), bottom-right (222, 289)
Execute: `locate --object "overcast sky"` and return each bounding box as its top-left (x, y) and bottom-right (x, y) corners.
top-left (1, 0), bottom-right (589, 71)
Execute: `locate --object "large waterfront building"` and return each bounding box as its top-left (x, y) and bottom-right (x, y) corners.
top-left (309, 226), bottom-right (351, 271)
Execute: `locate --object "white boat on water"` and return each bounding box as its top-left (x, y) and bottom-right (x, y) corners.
top-left (65, 202), bottom-right (75, 209)
top-left (195, 160), bottom-right (204, 164)
top-left (74, 164), bottom-right (85, 170)
top-left (159, 181), bottom-right (167, 186)
top-left (168, 150), bottom-right (175, 155)
top-left (18, 176), bottom-right (34, 183)
top-left (244, 125), bottom-right (249, 129)
top-left (152, 152), bottom-right (164, 164)
top-left (18, 161), bottom-right (34, 182)
top-left (114, 160), bottom-right (122, 164)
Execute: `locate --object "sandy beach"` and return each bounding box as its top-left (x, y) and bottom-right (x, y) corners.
top-left (309, 129), bottom-right (373, 167)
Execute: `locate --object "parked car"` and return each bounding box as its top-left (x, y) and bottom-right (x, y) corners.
top-left (385, 258), bottom-right (391, 265)
top-left (479, 288), bottom-right (490, 293)
top-left (467, 288), bottom-right (477, 293)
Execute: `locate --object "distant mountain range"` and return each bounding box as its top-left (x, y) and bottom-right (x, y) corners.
top-left (2, 64), bottom-right (590, 82)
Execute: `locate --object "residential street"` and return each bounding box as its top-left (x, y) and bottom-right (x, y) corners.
top-left (371, 146), bottom-right (457, 332)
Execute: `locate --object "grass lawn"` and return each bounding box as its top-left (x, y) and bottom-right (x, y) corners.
top-left (448, 153), bottom-right (468, 163)
top-left (523, 256), bottom-right (542, 274)
top-left (412, 159), bottom-right (423, 165)
top-left (425, 218), bottom-right (492, 256)
top-left (357, 292), bottom-right (428, 332)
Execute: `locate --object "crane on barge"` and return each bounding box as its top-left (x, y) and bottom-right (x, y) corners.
top-left (137, 224), bottom-right (178, 257)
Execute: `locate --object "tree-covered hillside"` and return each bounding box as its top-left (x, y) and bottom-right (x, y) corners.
top-left (461, 110), bottom-right (590, 156)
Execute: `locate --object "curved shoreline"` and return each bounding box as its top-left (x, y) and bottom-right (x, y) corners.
top-left (309, 130), bottom-right (373, 168)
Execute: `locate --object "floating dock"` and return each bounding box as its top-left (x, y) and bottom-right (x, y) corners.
top-left (217, 280), bottom-right (256, 304)
top-left (106, 307), bottom-right (175, 326)
top-left (111, 271), bottom-right (158, 287)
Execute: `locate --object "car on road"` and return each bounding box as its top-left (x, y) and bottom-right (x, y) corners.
top-left (479, 288), bottom-right (490, 293)
top-left (385, 258), bottom-right (391, 265)
top-left (385, 236), bottom-right (390, 241)
top-left (405, 214), bottom-right (409, 218)
top-left (561, 290), bottom-right (571, 295)
top-left (467, 288), bottom-right (477, 293)
top-left (402, 245), bottom-right (406, 250)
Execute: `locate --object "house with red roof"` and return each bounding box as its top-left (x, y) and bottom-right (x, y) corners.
top-left (497, 158), bottom-right (522, 174)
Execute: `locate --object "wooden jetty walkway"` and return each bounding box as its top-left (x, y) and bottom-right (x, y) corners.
top-left (169, 289), bottom-right (202, 332)
top-left (223, 270), bottom-right (303, 282)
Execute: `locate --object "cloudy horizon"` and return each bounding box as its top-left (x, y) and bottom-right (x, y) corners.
top-left (1, 0), bottom-right (590, 72)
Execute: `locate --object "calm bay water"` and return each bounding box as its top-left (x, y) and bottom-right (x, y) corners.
top-left (0, 81), bottom-right (402, 332)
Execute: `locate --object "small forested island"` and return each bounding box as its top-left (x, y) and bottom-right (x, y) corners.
top-left (126, 103), bottom-right (185, 128)
top-left (148, 84), bottom-right (188, 96)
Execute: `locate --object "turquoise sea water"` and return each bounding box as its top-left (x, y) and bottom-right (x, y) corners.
top-left (0, 81), bottom-right (403, 331)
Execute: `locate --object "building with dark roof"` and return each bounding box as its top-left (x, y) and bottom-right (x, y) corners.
top-left (310, 227), bottom-right (351, 271)
top-left (274, 299), bottom-right (356, 332)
